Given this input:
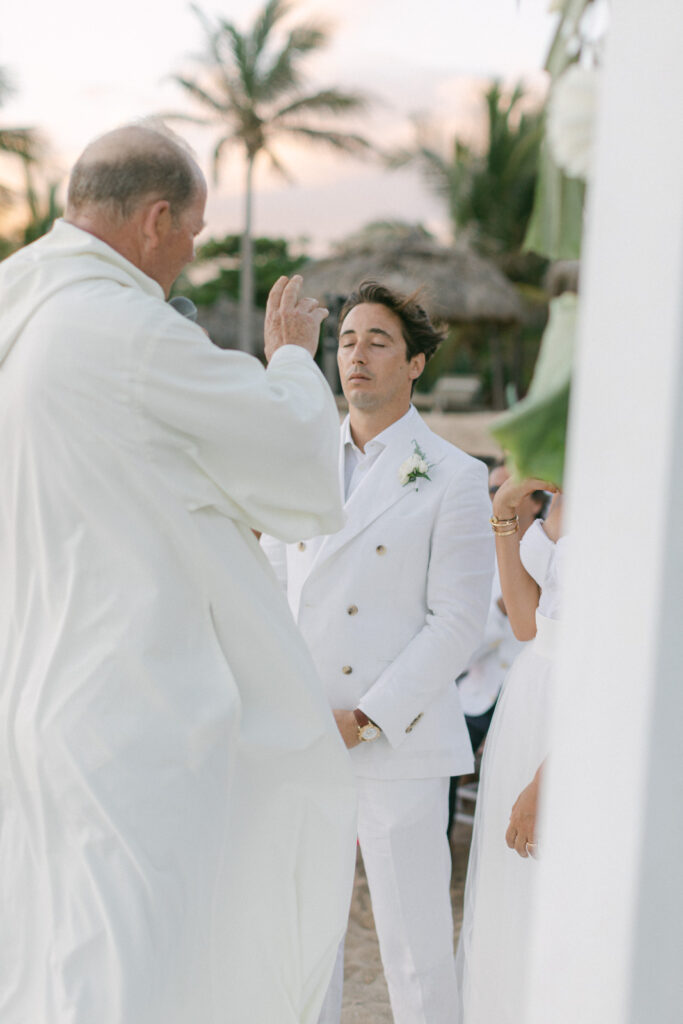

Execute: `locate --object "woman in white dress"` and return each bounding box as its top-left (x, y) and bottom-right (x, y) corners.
top-left (456, 476), bottom-right (564, 1024)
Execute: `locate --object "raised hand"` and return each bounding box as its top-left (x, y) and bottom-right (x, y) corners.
top-left (264, 275), bottom-right (329, 362)
top-left (492, 476), bottom-right (558, 521)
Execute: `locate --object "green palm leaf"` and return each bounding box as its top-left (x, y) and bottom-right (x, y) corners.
top-left (273, 88), bottom-right (367, 120)
top-left (278, 125), bottom-right (370, 154)
top-left (490, 293), bottom-right (577, 486)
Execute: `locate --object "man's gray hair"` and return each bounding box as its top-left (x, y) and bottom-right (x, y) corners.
top-left (67, 124), bottom-right (199, 222)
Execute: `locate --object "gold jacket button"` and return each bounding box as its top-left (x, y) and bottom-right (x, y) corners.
top-left (405, 712), bottom-right (423, 733)
top-left (297, 541), bottom-right (306, 551)
top-left (376, 545), bottom-right (386, 555)
top-left (347, 605), bottom-right (359, 616)
top-left (342, 665), bottom-right (353, 675)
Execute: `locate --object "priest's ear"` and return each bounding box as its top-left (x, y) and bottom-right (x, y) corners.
top-left (140, 199), bottom-right (172, 252)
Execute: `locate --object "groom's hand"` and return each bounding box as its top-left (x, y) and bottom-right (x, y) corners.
top-left (264, 275), bottom-right (329, 362)
top-left (333, 709), bottom-right (361, 749)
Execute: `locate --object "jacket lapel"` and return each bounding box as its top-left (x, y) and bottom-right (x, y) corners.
top-left (306, 410), bottom-right (447, 575)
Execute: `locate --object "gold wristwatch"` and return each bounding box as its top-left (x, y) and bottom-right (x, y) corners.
top-left (353, 709), bottom-right (381, 742)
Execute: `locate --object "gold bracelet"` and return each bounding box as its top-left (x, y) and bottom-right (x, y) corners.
top-left (490, 514), bottom-right (519, 527)
top-left (492, 522), bottom-right (519, 536)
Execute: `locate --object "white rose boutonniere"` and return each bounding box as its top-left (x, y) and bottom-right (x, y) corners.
top-left (398, 440), bottom-right (432, 489)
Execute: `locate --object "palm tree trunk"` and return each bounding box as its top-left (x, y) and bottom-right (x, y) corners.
top-left (239, 155), bottom-right (255, 354)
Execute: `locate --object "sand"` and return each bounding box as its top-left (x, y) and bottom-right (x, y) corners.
top-left (340, 819), bottom-right (473, 1023)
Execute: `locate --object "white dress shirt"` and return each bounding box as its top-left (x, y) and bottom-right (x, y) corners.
top-left (342, 406), bottom-right (417, 499)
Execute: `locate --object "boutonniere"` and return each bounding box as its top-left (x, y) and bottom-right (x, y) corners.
top-left (398, 440), bottom-right (433, 489)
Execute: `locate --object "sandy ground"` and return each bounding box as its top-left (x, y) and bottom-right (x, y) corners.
top-left (340, 819), bottom-right (473, 1023)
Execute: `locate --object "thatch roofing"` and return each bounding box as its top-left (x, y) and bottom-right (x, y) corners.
top-left (302, 230), bottom-right (524, 325)
top-left (544, 259), bottom-right (580, 297)
top-left (196, 296), bottom-right (265, 351)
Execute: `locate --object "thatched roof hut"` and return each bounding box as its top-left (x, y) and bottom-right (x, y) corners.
top-left (302, 226), bottom-right (524, 325)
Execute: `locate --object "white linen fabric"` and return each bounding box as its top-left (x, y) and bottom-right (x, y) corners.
top-left (456, 566), bottom-right (526, 717)
top-left (320, 776), bottom-right (457, 1024)
top-left (0, 221), bottom-right (357, 1024)
top-left (356, 776), bottom-right (458, 1024)
top-left (262, 407), bottom-right (494, 1022)
top-left (456, 519), bottom-right (567, 1024)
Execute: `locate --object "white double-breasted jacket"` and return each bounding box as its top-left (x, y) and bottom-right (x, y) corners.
top-left (263, 407), bottom-right (494, 780)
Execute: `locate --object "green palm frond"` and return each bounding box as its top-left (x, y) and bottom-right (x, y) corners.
top-left (256, 24), bottom-right (329, 102)
top-left (387, 142), bottom-right (457, 202)
top-left (278, 125), bottom-right (370, 154)
top-left (385, 83), bottom-right (543, 252)
top-left (170, 75), bottom-right (229, 116)
top-left (272, 88), bottom-right (367, 121)
top-left (256, 36), bottom-right (302, 100)
top-left (220, 21), bottom-right (252, 96)
top-left (190, 4), bottom-right (240, 102)
top-left (285, 24), bottom-right (328, 56)
top-left (0, 126), bottom-right (41, 161)
top-left (171, 3), bottom-right (371, 170)
top-left (262, 145), bottom-right (293, 183)
top-left (251, 0), bottom-right (291, 54)
top-left (157, 110), bottom-right (213, 127)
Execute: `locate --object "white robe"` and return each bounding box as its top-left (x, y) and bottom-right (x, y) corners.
top-left (0, 221), bottom-right (357, 1024)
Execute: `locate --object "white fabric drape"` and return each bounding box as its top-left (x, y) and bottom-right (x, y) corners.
top-left (0, 221), bottom-right (357, 1024)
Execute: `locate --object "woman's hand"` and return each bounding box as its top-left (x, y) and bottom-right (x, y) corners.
top-left (492, 477), bottom-right (558, 521)
top-left (506, 763), bottom-right (544, 858)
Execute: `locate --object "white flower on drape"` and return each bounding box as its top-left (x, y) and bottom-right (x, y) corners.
top-left (547, 65), bottom-right (600, 180)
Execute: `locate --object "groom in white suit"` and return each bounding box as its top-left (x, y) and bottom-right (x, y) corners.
top-left (262, 281), bottom-right (493, 1024)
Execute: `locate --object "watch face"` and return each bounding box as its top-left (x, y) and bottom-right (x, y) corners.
top-left (359, 723), bottom-right (380, 742)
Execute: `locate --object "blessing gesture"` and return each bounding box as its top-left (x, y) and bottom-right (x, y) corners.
top-left (264, 275), bottom-right (329, 362)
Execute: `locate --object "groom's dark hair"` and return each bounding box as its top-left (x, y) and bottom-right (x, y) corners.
top-left (337, 280), bottom-right (446, 363)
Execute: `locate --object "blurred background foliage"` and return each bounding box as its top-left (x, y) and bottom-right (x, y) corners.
top-left (0, 0), bottom-right (582, 413)
top-left (174, 233), bottom-right (310, 308)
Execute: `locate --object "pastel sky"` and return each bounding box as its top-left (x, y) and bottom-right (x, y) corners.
top-left (1, 0), bottom-right (557, 251)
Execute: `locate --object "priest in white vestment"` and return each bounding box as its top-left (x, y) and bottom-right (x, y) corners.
top-left (0, 125), bottom-right (356, 1024)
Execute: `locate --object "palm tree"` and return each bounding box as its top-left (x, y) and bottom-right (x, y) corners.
top-left (168, 0), bottom-right (371, 352)
top-left (389, 83), bottom-right (544, 263)
top-left (21, 156), bottom-right (63, 245)
top-left (0, 67), bottom-right (41, 210)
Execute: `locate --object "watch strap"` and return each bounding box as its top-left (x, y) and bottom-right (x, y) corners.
top-left (353, 709), bottom-right (378, 730)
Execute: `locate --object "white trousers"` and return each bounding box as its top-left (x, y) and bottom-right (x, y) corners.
top-left (318, 776), bottom-right (458, 1024)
